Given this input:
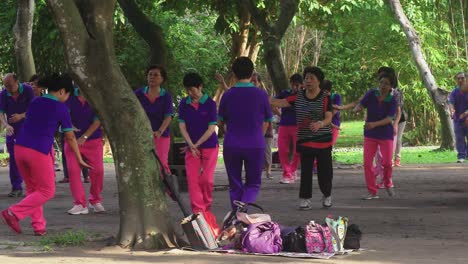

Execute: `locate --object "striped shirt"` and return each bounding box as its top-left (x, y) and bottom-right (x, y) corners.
top-left (286, 89), bottom-right (332, 149)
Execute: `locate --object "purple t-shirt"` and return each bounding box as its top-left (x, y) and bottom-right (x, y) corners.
top-left (178, 94), bottom-right (218, 149)
top-left (218, 82), bottom-right (273, 149)
top-left (0, 83), bottom-right (34, 138)
top-left (16, 94), bottom-right (73, 155)
top-left (135, 87), bottom-right (174, 137)
top-left (275, 89), bottom-right (297, 126)
top-left (66, 89), bottom-right (102, 140)
top-left (360, 89), bottom-right (397, 140)
top-left (449, 87), bottom-right (468, 124)
top-left (331, 92), bottom-right (342, 127)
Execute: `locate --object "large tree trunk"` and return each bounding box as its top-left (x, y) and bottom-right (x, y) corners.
top-left (388, 0), bottom-right (455, 150)
top-left (244, 0), bottom-right (299, 93)
top-left (13, 0), bottom-right (36, 82)
top-left (263, 39), bottom-right (289, 92)
top-left (117, 0), bottom-right (168, 65)
top-left (46, 0), bottom-right (178, 249)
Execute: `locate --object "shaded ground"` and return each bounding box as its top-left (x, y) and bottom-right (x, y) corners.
top-left (0, 162), bottom-right (467, 263)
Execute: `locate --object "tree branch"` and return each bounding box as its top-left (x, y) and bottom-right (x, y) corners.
top-left (117, 0), bottom-right (168, 65)
top-left (273, 0), bottom-right (299, 37)
top-left (242, 0), bottom-right (271, 33)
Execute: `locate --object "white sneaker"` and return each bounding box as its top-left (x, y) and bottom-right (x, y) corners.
top-left (361, 193), bottom-right (379, 200)
top-left (386, 188), bottom-right (396, 197)
top-left (457, 159), bottom-right (464, 163)
top-left (280, 179), bottom-right (293, 184)
top-left (322, 196), bottom-right (332, 208)
top-left (89, 203), bottom-right (106, 213)
top-left (298, 198), bottom-right (312, 210)
top-left (68, 205), bottom-right (89, 215)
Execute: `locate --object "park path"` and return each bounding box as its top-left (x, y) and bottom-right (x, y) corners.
top-left (0, 162), bottom-right (467, 263)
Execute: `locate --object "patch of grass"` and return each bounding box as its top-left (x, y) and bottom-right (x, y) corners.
top-left (103, 156), bottom-right (114, 163)
top-left (334, 120), bottom-right (364, 148)
top-left (334, 146), bottom-right (457, 165)
top-left (38, 230), bottom-right (87, 247)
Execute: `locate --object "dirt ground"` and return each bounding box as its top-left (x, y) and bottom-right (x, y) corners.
top-left (0, 161), bottom-right (467, 264)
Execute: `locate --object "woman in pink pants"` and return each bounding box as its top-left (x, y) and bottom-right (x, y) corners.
top-left (65, 87), bottom-right (104, 215)
top-left (275, 74), bottom-right (303, 184)
top-left (135, 65), bottom-right (174, 173)
top-left (1, 74), bottom-right (90, 236)
top-left (178, 73), bottom-right (220, 237)
top-left (353, 73), bottom-right (397, 200)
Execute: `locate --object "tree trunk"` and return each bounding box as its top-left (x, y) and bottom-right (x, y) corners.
top-left (46, 0), bottom-right (178, 249)
top-left (263, 39), bottom-right (289, 92)
top-left (388, 0), bottom-right (454, 150)
top-left (13, 0), bottom-right (36, 82)
top-left (117, 0), bottom-right (168, 65)
top-left (244, 0), bottom-right (299, 93)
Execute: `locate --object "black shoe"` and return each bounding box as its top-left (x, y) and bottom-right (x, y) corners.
top-left (7, 190), bottom-right (23, 198)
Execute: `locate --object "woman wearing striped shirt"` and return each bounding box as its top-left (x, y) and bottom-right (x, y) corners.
top-left (271, 67), bottom-right (333, 210)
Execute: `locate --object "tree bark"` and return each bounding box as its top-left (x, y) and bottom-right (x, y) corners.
top-left (13, 0), bottom-right (36, 82)
top-left (388, 0), bottom-right (454, 150)
top-left (244, 0), bottom-right (299, 93)
top-left (117, 0), bottom-right (168, 65)
top-left (47, 0), bottom-right (179, 249)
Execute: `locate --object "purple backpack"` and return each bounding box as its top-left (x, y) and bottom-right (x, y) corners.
top-left (241, 221), bottom-right (283, 254)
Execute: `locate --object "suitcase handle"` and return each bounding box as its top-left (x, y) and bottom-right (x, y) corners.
top-left (151, 149), bottom-right (192, 216)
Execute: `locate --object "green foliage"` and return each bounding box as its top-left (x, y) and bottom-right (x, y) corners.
top-left (290, 0), bottom-right (467, 145)
top-left (0, 0), bottom-right (18, 74)
top-left (334, 146), bottom-right (457, 165)
top-left (38, 230), bottom-right (87, 247)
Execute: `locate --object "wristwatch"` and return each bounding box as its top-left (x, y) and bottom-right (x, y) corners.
top-left (83, 135), bottom-right (89, 139)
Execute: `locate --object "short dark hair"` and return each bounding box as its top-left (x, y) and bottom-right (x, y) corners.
top-left (321, 80), bottom-right (332, 91)
top-left (146, 64), bottom-right (167, 82)
top-left (289, 73), bottom-right (303, 84)
top-left (2, 73), bottom-right (17, 82)
top-left (29, 74), bottom-right (39, 82)
top-left (377, 66), bottom-right (398, 87)
top-left (303, 66), bottom-right (325, 83)
top-left (378, 73), bottom-right (393, 83)
top-left (232, 57), bottom-right (254, 80)
top-left (38, 73), bottom-right (74, 94)
top-left (455, 72), bottom-right (465, 78)
top-left (183, 72), bottom-right (203, 88)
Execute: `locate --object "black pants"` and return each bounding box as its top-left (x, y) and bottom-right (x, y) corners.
top-left (298, 146), bottom-right (333, 199)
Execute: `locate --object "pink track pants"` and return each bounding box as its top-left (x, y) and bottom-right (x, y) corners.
top-left (277, 126), bottom-right (300, 180)
top-left (154, 136), bottom-right (171, 174)
top-left (363, 137), bottom-right (394, 195)
top-left (65, 138), bottom-right (104, 207)
top-left (9, 145), bottom-right (55, 232)
top-left (185, 146), bottom-right (220, 237)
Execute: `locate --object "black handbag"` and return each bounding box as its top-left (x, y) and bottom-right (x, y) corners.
top-left (343, 224), bottom-right (362, 250)
top-left (282, 226), bottom-right (307, 253)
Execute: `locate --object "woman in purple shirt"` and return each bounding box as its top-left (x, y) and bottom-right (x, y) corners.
top-left (354, 73), bottom-right (397, 200)
top-left (218, 57), bottom-right (273, 209)
top-left (135, 65), bottom-right (174, 173)
top-left (178, 72), bottom-right (220, 237)
top-left (1, 74), bottom-right (90, 236)
top-left (65, 87), bottom-right (105, 215)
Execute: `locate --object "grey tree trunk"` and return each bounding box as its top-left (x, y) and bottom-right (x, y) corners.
top-left (117, 0), bottom-right (169, 66)
top-left (388, 0), bottom-right (455, 150)
top-left (13, 0), bottom-right (36, 82)
top-left (46, 0), bottom-right (179, 249)
top-left (243, 0), bottom-right (299, 93)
